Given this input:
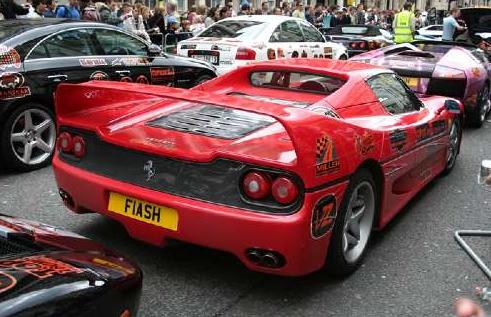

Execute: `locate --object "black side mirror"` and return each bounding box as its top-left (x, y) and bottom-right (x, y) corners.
top-left (444, 99), bottom-right (461, 114)
top-left (148, 44), bottom-right (162, 56)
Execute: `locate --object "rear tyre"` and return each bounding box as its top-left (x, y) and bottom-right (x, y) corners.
top-left (469, 85), bottom-right (490, 128)
top-left (325, 168), bottom-right (377, 277)
top-left (0, 103), bottom-right (56, 172)
top-left (442, 119), bottom-right (461, 175)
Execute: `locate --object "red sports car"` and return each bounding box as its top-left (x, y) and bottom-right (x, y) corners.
top-left (53, 59), bottom-right (463, 276)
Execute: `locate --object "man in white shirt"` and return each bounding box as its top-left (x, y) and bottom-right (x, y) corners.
top-left (26, 0), bottom-right (46, 18)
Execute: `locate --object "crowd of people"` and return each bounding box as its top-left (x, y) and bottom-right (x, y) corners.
top-left (1, 0), bottom-right (445, 39)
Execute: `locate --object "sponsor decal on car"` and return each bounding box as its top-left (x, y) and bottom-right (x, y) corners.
top-left (277, 48), bottom-right (285, 58)
top-left (415, 123), bottom-right (432, 142)
top-left (311, 196), bottom-right (337, 238)
top-left (355, 132), bottom-right (375, 156)
top-left (111, 57), bottom-right (150, 67)
top-left (301, 50), bottom-right (308, 58)
top-left (120, 76), bottom-right (133, 83)
top-left (315, 135), bottom-right (340, 176)
top-left (90, 71), bottom-right (109, 81)
top-left (389, 129), bottom-right (407, 153)
top-left (0, 256), bottom-right (83, 279)
top-left (0, 72), bottom-right (31, 100)
top-left (471, 67), bottom-right (481, 77)
top-left (267, 48), bottom-right (276, 60)
top-left (0, 272), bottom-right (16, 294)
top-left (135, 75), bottom-right (149, 84)
top-left (291, 51), bottom-right (299, 58)
top-left (150, 67), bottom-right (175, 83)
top-left (92, 257), bottom-right (135, 275)
top-left (0, 46), bottom-right (21, 70)
top-left (79, 58), bottom-right (107, 67)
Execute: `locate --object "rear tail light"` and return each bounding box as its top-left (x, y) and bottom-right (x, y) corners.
top-left (57, 132), bottom-right (86, 158)
top-left (359, 41), bottom-right (366, 49)
top-left (58, 132), bottom-right (73, 153)
top-left (72, 135), bottom-right (86, 158)
top-left (271, 177), bottom-right (298, 205)
top-left (433, 65), bottom-right (466, 79)
top-left (235, 47), bottom-right (256, 60)
top-left (241, 171), bottom-right (299, 205)
top-left (242, 172), bottom-right (271, 200)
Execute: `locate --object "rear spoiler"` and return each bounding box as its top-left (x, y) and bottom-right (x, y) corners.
top-left (56, 81), bottom-right (381, 188)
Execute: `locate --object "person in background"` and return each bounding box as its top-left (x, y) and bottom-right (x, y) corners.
top-left (0, 0), bottom-right (29, 19)
top-left (187, 5), bottom-right (196, 23)
top-left (148, 5), bottom-right (165, 33)
top-left (291, 1), bottom-right (304, 19)
top-left (226, 1), bottom-right (235, 16)
top-left (260, 1), bottom-right (267, 15)
top-left (342, 7), bottom-right (351, 24)
top-left (190, 15), bottom-right (205, 35)
top-left (414, 9), bottom-right (423, 29)
top-left (273, 7), bottom-right (281, 15)
top-left (348, 6), bottom-right (356, 24)
top-left (26, 0), bottom-right (45, 18)
top-left (313, 4), bottom-right (323, 27)
top-left (280, 1), bottom-right (290, 16)
top-left (196, 4), bottom-right (206, 21)
top-left (305, 5), bottom-right (314, 24)
top-left (180, 19), bottom-right (191, 32)
top-left (354, 3), bottom-right (365, 24)
top-left (165, 1), bottom-right (179, 27)
top-left (55, 0), bottom-right (80, 19)
top-left (331, 9), bottom-right (345, 27)
top-left (43, 0), bottom-right (56, 17)
top-left (442, 7), bottom-right (466, 41)
top-left (393, 2), bottom-right (415, 43)
top-left (81, 0), bottom-right (100, 21)
top-left (96, 1), bottom-right (121, 24)
top-left (237, 3), bottom-right (249, 16)
top-left (204, 6), bottom-right (216, 26)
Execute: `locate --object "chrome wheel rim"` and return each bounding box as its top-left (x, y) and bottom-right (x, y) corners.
top-left (447, 121), bottom-right (459, 169)
top-left (479, 86), bottom-right (490, 123)
top-left (342, 181), bottom-right (375, 264)
top-left (10, 109), bottom-right (56, 165)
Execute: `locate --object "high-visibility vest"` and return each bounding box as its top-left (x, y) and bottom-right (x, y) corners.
top-left (394, 10), bottom-right (414, 44)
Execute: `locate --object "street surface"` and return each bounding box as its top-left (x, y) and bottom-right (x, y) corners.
top-left (1, 123), bottom-right (490, 317)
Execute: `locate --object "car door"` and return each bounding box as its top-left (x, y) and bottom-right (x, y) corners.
top-left (92, 28), bottom-right (175, 87)
top-left (366, 73), bottom-right (448, 218)
top-left (268, 20), bottom-right (305, 59)
top-left (298, 20), bottom-right (329, 58)
top-left (23, 28), bottom-right (110, 101)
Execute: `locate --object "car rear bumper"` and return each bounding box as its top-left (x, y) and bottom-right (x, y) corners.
top-left (53, 155), bottom-right (348, 276)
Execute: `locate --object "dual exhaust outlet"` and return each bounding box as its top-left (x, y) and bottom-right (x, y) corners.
top-left (245, 248), bottom-right (285, 269)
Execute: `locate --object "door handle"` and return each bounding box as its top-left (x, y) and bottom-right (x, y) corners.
top-left (115, 70), bottom-right (131, 76)
top-left (47, 74), bottom-right (68, 82)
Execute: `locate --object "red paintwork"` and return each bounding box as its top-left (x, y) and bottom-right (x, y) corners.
top-left (53, 59), bottom-right (463, 276)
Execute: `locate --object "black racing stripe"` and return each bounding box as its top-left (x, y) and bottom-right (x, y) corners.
top-left (305, 175), bottom-right (351, 193)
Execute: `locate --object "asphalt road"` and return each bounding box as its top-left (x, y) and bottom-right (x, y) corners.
top-left (1, 123), bottom-right (490, 317)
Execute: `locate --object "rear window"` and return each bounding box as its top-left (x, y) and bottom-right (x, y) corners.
top-left (199, 20), bottom-right (267, 41)
top-left (326, 25), bottom-right (381, 36)
top-left (250, 71), bottom-right (345, 95)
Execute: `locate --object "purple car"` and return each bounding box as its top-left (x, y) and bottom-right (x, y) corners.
top-left (351, 41), bottom-right (491, 127)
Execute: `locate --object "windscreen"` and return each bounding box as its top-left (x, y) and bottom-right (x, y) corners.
top-left (199, 20), bottom-right (267, 40)
top-left (250, 71), bottom-right (345, 95)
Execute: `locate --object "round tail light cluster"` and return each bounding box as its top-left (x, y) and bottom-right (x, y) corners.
top-left (57, 132), bottom-right (86, 158)
top-left (349, 41), bottom-right (367, 50)
top-left (242, 171), bottom-right (299, 205)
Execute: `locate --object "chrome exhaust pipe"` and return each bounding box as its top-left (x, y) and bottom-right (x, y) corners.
top-left (246, 250), bottom-right (262, 264)
top-left (262, 252), bottom-right (279, 268)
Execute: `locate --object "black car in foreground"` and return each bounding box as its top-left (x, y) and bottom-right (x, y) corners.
top-left (0, 213), bottom-right (142, 316)
top-left (0, 19), bottom-right (216, 172)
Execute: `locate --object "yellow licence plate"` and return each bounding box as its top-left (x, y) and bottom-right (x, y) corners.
top-left (107, 192), bottom-right (178, 231)
top-left (402, 77), bottom-right (418, 88)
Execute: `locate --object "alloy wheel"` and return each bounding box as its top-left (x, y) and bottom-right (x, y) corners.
top-left (342, 181), bottom-right (376, 264)
top-left (446, 120), bottom-right (459, 170)
top-left (10, 109), bottom-right (56, 166)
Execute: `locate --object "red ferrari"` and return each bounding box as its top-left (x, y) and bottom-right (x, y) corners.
top-left (53, 59), bottom-right (463, 276)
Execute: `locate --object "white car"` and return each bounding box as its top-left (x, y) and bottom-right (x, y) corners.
top-left (177, 15), bottom-right (348, 75)
top-left (415, 24), bottom-right (443, 40)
